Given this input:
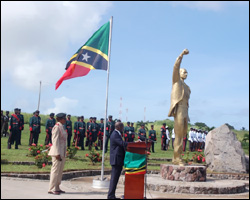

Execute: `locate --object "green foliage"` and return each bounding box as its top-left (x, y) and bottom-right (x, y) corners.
top-left (85, 149), bottom-right (102, 165)
top-left (34, 152), bottom-right (51, 168)
top-left (242, 133), bottom-right (249, 143)
top-left (66, 146), bottom-right (79, 159)
top-left (135, 120), bottom-right (148, 131)
top-left (28, 143), bottom-right (50, 156)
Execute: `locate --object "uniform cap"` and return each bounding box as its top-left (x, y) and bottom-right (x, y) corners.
top-left (127, 121), bottom-right (130, 124)
top-left (67, 114), bottom-right (71, 117)
top-left (50, 113), bottom-right (55, 116)
top-left (100, 118), bottom-right (104, 120)
top-left (56, 113), bottom-right (66, 118)
top-left (93, 117), bottom-right (96, 119)
top-left (14, 108), bottom-right (19, 111)
top-left (108, 115), bottom-right (112, 118)
top-left (35, 110), bottom-right (40, 113)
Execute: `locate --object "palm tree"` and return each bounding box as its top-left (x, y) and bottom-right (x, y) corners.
top-left (135, 120), bottom-right (148, 132)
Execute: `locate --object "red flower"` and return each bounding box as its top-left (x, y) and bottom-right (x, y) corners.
top-left (197, 156), bottom-right (200, 161)
top-left (188, 162), bottom-right (192, 165)
top-left (32, 143), bottom-right (36, 147)
top-left (40, 144), bottom-right (43, 147)
top-left (181, 154), bottom-right (184, 156)
top-left (202, 157), bottom-right (205, 162)
top-left (28, 148), bottom-right (31, 151)
top-left (42, 163), bottom-right (46, 168)
top-left (97, 153), bottom-right (99, 157)
top-left (37, 150), bottom-right (40, 154)
top-left (147, 151), bottom-right (151, 155)
top-left (85, 154), bottom-right (89, 157)
top-left (48, 143), bottom-right (52, 147)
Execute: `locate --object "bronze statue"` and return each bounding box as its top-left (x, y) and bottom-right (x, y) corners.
top-left (168, 49), bottom-right (191, 166)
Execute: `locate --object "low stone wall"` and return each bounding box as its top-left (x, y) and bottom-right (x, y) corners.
top-left (1, 170), bottom-right (112, 180)
top-left (160, 164), bottom-right (206, 182)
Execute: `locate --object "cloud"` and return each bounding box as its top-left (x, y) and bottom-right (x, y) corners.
top-left (44, 96), bottom-right (78, 115)
top-left (168, 1), bottom-right (248, 12)
top-left (1, 1), bottom-right (112, 90)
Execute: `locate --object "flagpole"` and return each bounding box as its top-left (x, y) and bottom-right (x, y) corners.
top-left (101, 16), bottom-right (113, 182)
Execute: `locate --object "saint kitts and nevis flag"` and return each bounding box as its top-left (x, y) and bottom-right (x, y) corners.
top-left (55, 21), bottom-right (110, 90)
top-left (124, 152), bottom-right (147, 175)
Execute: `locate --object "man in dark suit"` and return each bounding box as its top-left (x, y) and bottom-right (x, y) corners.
top-left (107, 122), bottom-right (128, 199)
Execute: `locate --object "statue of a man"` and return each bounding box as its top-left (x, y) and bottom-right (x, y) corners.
top-left (168, 49), bottom-right (191, 166)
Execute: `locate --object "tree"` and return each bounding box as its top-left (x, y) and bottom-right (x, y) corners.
top-left (135, 121), bottom-right (148, 132)
top-left (194, 122), bottom-right (208, 129)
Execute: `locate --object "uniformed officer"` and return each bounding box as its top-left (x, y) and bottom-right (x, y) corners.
top-left (128, 122), bottom-right (135, 142)
top-left (172, 128), bottom-right (175, 149)
top-left (98, 118), bottom-right (104, 150)
top-left (65, 114), bottom-right (72, 148)
top-left (3, 111), bottom-right (10, 137)
top-left (7, 108), bottom-right (20, 149)
top-left (123, 122), bottom-right (130, 142)
top-left (89, 117), bottom-right (99, 150)
top-left (148, 125), bottom-right (157, 153)
top-left (105, 115), bottom-right (115, 153)
top-left (138, 124), bottom-right (146, 141)
top-left (85, 117), bottom-right (93, 147)
top-left (76, 116), bottom-right (86, 150)
top-left (17, 108), bottom-right (24, 145)
top-left (197, 129), bottom-right (203, 151)
top-left (188, 128), bottom-right (194, 152)
top-left (192, 129), bottom-right (198, 151)
top-left (45, 113), bottom-right (56, 145)
top-left (29, 110), bottom-right (41, 146)
top-left (73, 117), bottom-right (80, 146)
top-left (183, 132), bottom-right (188, 152)
top-left (166, 126), bottom-right (171, 150)
top-left (161, 123), bottom-right (167, 150)
top-left (1, 110), bottom-right (4, 137)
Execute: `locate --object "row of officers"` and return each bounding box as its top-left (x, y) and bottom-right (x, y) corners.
top-left (4, 109), bottom-right (207, 153)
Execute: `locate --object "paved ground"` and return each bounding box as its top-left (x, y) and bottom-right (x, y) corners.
top-left (1, 175), bottom-right (249, 199)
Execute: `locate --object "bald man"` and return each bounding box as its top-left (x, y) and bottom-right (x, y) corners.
top-left (107, 122), bottom-right (128, 199)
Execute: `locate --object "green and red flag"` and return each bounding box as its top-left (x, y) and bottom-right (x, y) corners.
top-left (55, 21), bottom-right (110, 90)
top-left (124, 152), bottom-right (146, 175)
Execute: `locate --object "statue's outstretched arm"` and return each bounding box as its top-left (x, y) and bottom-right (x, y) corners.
top-left (172, 49), bottom-right (189, 84)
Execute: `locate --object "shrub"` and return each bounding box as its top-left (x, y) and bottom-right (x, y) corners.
top-left (66, 146), bottom-right (80, 159)
top-left (85, 150), bottom-right (102, 165)
top-left (28, 143), bottom-right (51, 156)
top-left (34, 152), bottom-right (51, 168)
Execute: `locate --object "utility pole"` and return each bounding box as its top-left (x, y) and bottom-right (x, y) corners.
top-left (37, 81), bottom-right (42, 111)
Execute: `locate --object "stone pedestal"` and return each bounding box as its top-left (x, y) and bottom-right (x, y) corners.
top-left (160, 164), bottom-right (206, 182)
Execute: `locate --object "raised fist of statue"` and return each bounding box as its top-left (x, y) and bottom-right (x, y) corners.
top-left (182, 49), bottom-right (189, 55)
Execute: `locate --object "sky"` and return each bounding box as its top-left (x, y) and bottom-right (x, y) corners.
top-left (1, 1), bottom-right (249, 130)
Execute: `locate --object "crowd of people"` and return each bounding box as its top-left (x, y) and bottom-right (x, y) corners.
top-left (1, 109), bottom-right (207, 152)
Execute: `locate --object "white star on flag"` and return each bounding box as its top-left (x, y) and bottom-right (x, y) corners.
top-left (82, 52), bottom-right (91, 62)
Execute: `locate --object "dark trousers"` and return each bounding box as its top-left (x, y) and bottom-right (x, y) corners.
top-left (107, 165), bottom-right (123, 199)
top-left (7, 131), bottom-right (19, 149)
top-left (183, 139), bottom-right (187, 152)
top-left (67, 134), bottom-right (72, 148)
top-left (29, 131), bottom-right (39, 146)
top-left (18, 131), bottom-right (22, 145)
top-left (189, 141), bottom-right (193, 151)
top-left (151, 142), bottom-right (155, 152)
top-left (161, 138), bottom-right (166, 150)
top-left (172, 138), bottom-right (175, 149)
top-left (44, 131), bottom-right (52, 145)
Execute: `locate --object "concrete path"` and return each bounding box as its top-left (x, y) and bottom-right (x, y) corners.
top-left (1, 175), bottom-right (249, 199)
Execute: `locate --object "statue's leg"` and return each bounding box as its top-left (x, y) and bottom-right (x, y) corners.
top-left (173, 109), bottom-right (188, 166)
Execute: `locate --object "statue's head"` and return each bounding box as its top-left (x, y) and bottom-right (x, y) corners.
top-left (180, 68), bottom-right (188, 80)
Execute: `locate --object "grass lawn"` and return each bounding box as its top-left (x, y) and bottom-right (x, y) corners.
top-left (1, 124), bottom-right (248, 173)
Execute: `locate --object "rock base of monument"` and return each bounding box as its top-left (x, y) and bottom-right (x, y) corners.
top-left (160, 164), bottom-right (206, 182)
